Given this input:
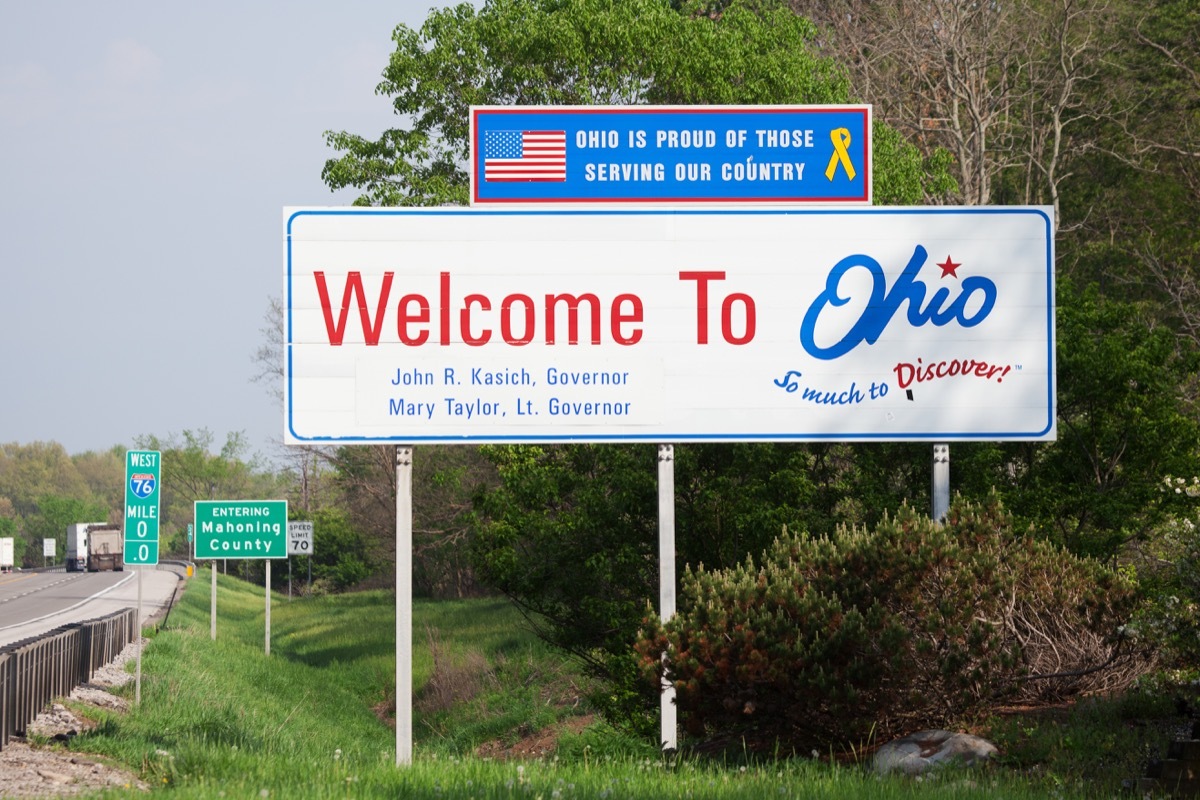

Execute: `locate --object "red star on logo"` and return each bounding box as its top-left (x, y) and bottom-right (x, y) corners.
top-left (938, 256), bottom-right (960, 278)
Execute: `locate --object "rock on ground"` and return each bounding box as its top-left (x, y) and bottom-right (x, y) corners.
top-left (872, 729), bottom-right (999, 775)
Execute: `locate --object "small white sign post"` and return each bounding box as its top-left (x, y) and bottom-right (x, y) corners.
top-left (287, 521), bottom-right (313, 599)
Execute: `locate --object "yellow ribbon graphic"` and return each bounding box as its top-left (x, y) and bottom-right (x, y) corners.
top-left (824, 128), bottom-right (856, 181)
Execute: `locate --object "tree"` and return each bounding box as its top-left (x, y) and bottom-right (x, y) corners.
top-left (329, 444), bottom-right (495, 597)
top-left (71, 446), bottom-right (126, 516)
top-left (303, 506), bottom-right (373, 593)
top-left (1017, 285), bottom-right (1200, 558)
top-left (1075, 0), bottom-right (1200, 346)
top-left (471, 443), bottom-right (658, 729)
top-left (323, 0), bottom-right (950, 207)
top-left (949, 284), bottom-right (1200, 560)
top-left (321, 0), bottom-right (957, 729)
top-left (789, 0), bottom-right (1122, 222)
top-left (0, 442), bottom-right (117, 565)
top-left (251, 292), bottom-right (495, 594)
top-left (21, 494), bottom-right (110, 568)
top-left (0, 441), bottom-right (94, 518)
top-left (316, 0), bottom-right (953, 602)
top-left (251, 295), bottom-right (339, 516)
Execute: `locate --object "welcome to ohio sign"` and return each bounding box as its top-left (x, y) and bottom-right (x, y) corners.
top-left (284, 207), bottom-right (1055, 444)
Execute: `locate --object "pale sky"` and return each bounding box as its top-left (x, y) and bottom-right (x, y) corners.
top-left (1, 1), bottom-right (464, 462)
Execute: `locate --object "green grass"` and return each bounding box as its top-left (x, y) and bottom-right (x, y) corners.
top-left (42, 571), bottom-right (1179, 798)
top-left (980, 683), bottom-right (1184, 792)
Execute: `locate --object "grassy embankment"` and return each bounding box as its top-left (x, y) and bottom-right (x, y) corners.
top-left (49, 570), bottom-right (1179, 798)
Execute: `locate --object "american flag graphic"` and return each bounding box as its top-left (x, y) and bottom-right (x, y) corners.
top-left (483, 130), bottom-right (567, 182)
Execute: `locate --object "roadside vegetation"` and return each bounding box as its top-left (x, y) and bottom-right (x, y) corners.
top-left (41, 572), bottom-right (1189, 799)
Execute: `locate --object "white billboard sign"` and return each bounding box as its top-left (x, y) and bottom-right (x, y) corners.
top-left (43, 538), bottom-right (56, 558)
top-left (284, 207), bottom-right (1054, 444)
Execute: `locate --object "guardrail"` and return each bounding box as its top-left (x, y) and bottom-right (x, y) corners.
top-left (0, 607), bottom-right (138, 752)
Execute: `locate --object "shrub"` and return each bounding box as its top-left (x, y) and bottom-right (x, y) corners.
top-left (635, 494), bottom-right (1150, 751)
top-left (307, 506), bottom-right (373, 591)
top-left (1128, 477), bottom-right (1200, 667)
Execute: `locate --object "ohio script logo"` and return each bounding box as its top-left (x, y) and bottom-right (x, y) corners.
top-left (799, 244), bottom-right (997, 360)
top-left (774, 244), bottom-right (1011, 407)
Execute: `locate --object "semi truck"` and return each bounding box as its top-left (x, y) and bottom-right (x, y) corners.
top-left (66, 522), bottom-right (117, 572)
top-left (87, 526), bottom-right (124, 572)
top-left (0, 537), bottom-right (13, 572)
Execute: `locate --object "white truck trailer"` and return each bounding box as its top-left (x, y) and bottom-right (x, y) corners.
top-left (66, 522), bottom-right (107, 572)
top-left (0, 537), bottom-right (13, 572)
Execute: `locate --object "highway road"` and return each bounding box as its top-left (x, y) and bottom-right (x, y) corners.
top-left (0, 565), bottom-right (186, 648)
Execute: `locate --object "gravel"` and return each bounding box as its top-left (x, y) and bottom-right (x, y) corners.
top-left (0, 638), bottom-right (151, 798)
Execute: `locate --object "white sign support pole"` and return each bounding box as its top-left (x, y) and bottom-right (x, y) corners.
top-left (395, 445), bottom-right (414, 766)
top-left (265, 561), bottom-right (271, 656)
top-left (211, 562), bottom-right (217, 640)
top-left (658, 444), bottom-right (677, 752)
top-left (135, 567), bottom-right (143, 706)
top-left (932, 444), bottom-right (950, 522)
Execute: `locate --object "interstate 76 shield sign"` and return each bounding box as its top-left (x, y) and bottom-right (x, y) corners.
top-left (283, 206), bottom-right (1055, 445)
top-left (124, 449), bottom-right (161, 565)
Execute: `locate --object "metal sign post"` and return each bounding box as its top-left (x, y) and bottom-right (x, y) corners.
top-left (211, 562), bottom-right (217, 640)
top-left (265, 561), bottom-right (271, 655)
top-left (395, 446), bottom-right (414, 765)
top-left (658, 445), bottom-right (677, 752)
top-left (932, 444), bottom-right (950, 522)
top-left (136, 568), bottom-right (143, 706)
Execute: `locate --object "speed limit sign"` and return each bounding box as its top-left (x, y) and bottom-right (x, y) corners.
top-left (287, 521), bottom-right (313, 556)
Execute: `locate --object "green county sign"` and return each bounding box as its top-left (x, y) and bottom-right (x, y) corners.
top-left (194, 500), bottom-right (288, 559)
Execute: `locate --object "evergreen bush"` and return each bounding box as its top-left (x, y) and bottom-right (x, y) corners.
top-left (635, 494), bottom-right (1148, 751)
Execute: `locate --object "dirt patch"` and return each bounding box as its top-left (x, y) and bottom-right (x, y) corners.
top-left (475, 714), bottom-right (595, 760)
top-left (0, 739), bottom-right (147, 798)
top-left (416, 626), bottom-right (496, 716)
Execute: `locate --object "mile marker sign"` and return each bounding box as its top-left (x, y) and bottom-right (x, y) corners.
top-left (124, 450), bottom-right (161, 565)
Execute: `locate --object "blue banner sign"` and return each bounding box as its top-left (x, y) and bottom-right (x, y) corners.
top-left (470, 105), bottom-right (871, 205)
